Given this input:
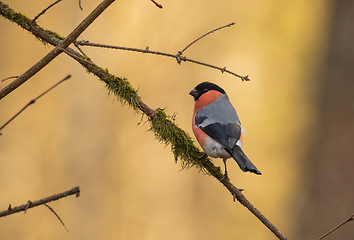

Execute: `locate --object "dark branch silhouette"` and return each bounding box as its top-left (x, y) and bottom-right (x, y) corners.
top-left (31, 0), bottom-right (62, 24)
top-left (79, 0), bottom-right (83, 10)
top-left (150, 0), bottom-right (163, 8)
top-left (318, 214), bottom-right (354, 240)
top-left (44, 203), bottom-right (69, 232)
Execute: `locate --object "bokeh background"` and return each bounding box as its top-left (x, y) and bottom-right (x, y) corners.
top-left (1, 0), bottom-right (354, 239)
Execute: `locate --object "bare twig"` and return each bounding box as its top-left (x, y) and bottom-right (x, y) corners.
top-left (32, 0), bottom-right (62, 23)
top-left (79, 0), bottom-right (83, 10)
top-left (180, 22), bottom-right (235, 54)
top-left (150, 0), bottom-right (163, 8)
top-left (0, 75), bottom-right (71, 132)
top-left (1, 76), bottom-right (19, 82)
top-left (74, 41), bottom-right (89, 57)
top-left (44, 203), bottom-right (69, 232)
top-left (0, 76), bottom-right (18, 90)
top-left (0, 186), bottom-right (80, 217)
top-left (0, 0), bottom-right (116, 100)
top-left (318, 214), bottom-right (354, 240)
top-left (76, 41), bottom-right (249, 81)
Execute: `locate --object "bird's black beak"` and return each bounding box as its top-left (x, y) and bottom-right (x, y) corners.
top-left (189, 88), bottom-right (198, 98)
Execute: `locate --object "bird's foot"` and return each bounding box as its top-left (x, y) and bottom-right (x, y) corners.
top-left (220, 172), bottom-right (229, 181)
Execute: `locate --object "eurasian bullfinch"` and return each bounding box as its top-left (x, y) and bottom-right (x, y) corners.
top-left (190, 82), bottom-right (261, 180)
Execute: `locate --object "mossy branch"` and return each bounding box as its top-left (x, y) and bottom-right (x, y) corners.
top-left (0, 0), bottom-right (116, 99)
top-left (0, 2), bottom-right (288, 239)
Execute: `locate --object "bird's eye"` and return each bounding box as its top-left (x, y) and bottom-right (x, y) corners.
top-left (203, 88), bottom-right (208, 93)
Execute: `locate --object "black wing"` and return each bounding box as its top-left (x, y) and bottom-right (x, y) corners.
top-left (195, 115), bottom-right (241, 149)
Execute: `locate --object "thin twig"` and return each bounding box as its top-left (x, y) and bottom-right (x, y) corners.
top-left (79, 0), bottom-right (83, 10)
top-left (318, 214), bottom-right (354, 240)
top-left (0, 76), bottom-right (19, 90)
top-left (180, 22), bottom-right (235, 54)
top-left (0, 75), bottom-right (71, 132)
top-left (76, 41), bottom-right (249, 81)
top-left (0, 186), bottom-right (80, 217)
top-left (74, 41), bottom-right (89, 57)
top-left (32, 0), bottom-right (63, 23)
top-left (1, 76), bottom-right (19, 82)
top-left (44, 203), bottom-right (69, 232)
top-left (150, 0), bottom-right (162, 8)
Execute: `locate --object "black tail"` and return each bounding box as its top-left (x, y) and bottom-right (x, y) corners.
top-left (226, 146), bottom-right (261, 175)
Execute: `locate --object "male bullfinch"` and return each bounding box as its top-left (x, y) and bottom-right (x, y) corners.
top-left (190, 82), bottom-right (261, 180)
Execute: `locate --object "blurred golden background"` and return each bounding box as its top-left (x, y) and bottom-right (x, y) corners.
top-left (1, 0), bottom-right (354, 240)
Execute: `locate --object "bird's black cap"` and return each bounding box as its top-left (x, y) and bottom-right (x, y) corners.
top-left (189, 82), bottom-right (226, 101)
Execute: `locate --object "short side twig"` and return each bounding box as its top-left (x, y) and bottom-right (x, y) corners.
top-left (0, 186), bottom-right (80, 217)
top-left (150, 0), bottom-right (162, 8)
top-left (318, 214), bottom-right (354, 240)
top-left (79, 0), bottom-right (83, 10)
top-left (44, 203), bottom-right (69, 232)
top-left (32, 0), bottom-right (63, 23)
top-left (180, 22), bottom-right (235, 54)
top-left (1, 76), bottom-right (19, 83)
top-left (74, 41), bottom-right (89, 57)
top-left (0, 75), bottom-right (71, 132)
top-left (0, 76), bottom-right (19, 90)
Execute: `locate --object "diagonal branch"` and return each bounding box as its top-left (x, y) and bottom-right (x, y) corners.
top-left (318, 214), bottom-right (354, 240)
top-left (0, 3), bottom-right (287, 240)
top-left (0, 187), bottom-right (80, 217)
top-left (0, 75), bottom-right (71, 132)
top-left (0, 0), bottom-right (116, 100)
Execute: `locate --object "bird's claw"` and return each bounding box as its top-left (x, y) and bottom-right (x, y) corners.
top-left (232, 188), bottom-right (244, 202)
top-left (220, 173), bottom-right (229, 182)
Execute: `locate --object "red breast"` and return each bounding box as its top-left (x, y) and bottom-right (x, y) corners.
top-left (192, 90), bottom-right (223, 150)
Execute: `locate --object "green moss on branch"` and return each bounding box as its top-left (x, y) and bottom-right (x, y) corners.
top-left (0, 2), bottom-right (64, 44)
top-left (101, 70), bottom-right (142, 113)
top-left (100, 75), bottom-right (208, 172)
top-left (150, 108), bottom-right (208, 172)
